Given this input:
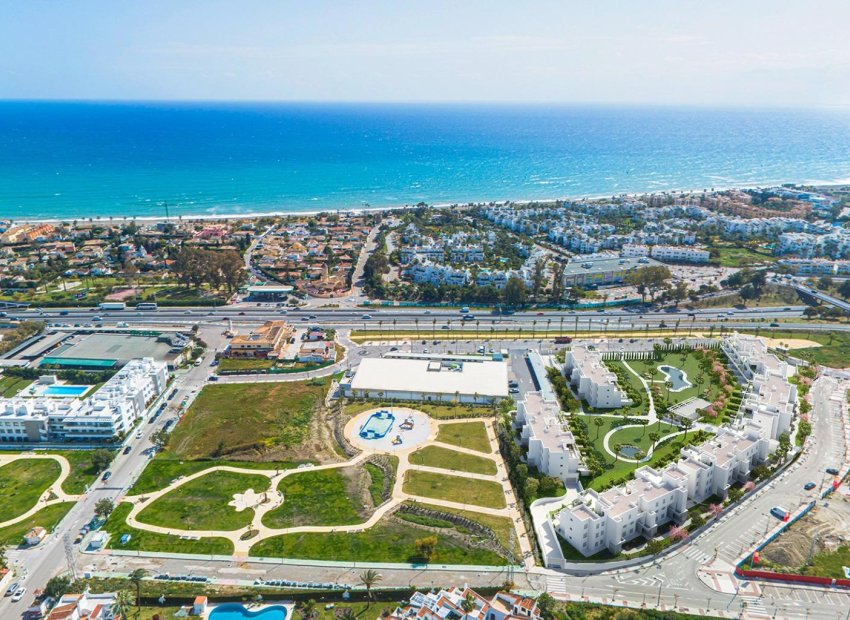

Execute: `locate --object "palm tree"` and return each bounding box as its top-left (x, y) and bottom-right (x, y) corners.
top-left (593, 418), bottom-right (604, 439)
top-left (300, 599), bottom-right (318, 620)
top-left (681, 418), bottom-right (693, 442)
top-left (359, 569), bottom-right (383, 606)
top-left (128, 568), bottom-right (147, 608)
top-left (613, 443), bottom-right (622, 461)
top-left (112, 590), bottom-right (134, 620)
top-left (339, 609), bottom-right (357, 620)
top-left (648, 432), bottom-right (660, 452)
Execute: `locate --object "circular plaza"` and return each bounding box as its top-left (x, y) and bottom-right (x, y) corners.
top-left (345, 406), bottom-right (435, 453)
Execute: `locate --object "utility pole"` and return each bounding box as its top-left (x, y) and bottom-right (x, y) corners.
top-left (63, 532), bottom-right (77, 580)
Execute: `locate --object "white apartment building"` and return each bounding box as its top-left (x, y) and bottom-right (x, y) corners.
top-left (557, 426), bottom-right (768, 556)
top-left (563, 345), bottom-right (627, 409)
top-left (403, 261), bottom-right (469, 286)
top-left (515, 392), bottom-right (582, 482)
top-left (449, 246), bottom-right (485, 263)
top-left (649, 245), bottom-right (710, 264)
top-left (621, 244), bottom-right (650, 258)
top-left (0, 358), bottom-right (167, 443)
top-left (721, 332), bottom-right (797, 444)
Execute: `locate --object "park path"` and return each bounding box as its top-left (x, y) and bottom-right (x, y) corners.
top-left (119, 411), bottom-right (535, 564)
top-left (0, 453), bottom-right (81, 529)
top-left (621, 360), bottom-right (657, 422)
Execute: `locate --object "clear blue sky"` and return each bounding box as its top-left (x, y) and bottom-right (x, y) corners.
top-left (2, 0), bottom-right (849, 105)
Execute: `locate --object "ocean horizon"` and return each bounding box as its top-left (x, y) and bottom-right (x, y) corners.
top-left (2, 101), bottom-right (850, 221)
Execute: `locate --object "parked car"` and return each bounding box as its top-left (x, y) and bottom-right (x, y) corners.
top-left (826, 467), bottom-right (840, 476)
top-left (123, 445), bottom-right (132, 455)
top-left (101, 471), bottom-right (112, 482)
top-left (509, 387), bottom-right (520, 394)
top-left (769, 506), bottom-right (789, 520)
top-left (804, 482), bottom-right (816, 490)
top-left (5, 582), bottom-right (19, 597)
top-left (11, 587), bottom-right (26, 603)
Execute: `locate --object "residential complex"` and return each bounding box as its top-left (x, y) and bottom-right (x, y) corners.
top-left (0, 357), bottom-right (167, 443)
top-left (563, 345), bottom-right (628, 409)
top-left (515, 391), bottom-right (582, 482)
top-left (389, 587), bottom-right (540, 620)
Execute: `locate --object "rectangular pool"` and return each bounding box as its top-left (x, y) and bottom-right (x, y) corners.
top-left (42, 385), bottom-right (90, 397)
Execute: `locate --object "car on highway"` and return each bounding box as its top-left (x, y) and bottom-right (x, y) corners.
top-left (424, 310), bottom-right (432, 314)
top-left (537, 312), bottom-right (544, 316)
top-left (11, 587), bottom-right (26, 603)
top-left (184, 310), bottom-right (193, 315)
top-left (92, 316), bottom-right (103, 322)
top-left (123, 445), bottom-right (132, 455)
top-left (361, 314), bottom-right (372, 320)
top-left (101, 470), bottom-right (112, 482)
top-left (804, 482), bottom-right (817, 490)
top-left (826, 467), bottom-right (840, 476)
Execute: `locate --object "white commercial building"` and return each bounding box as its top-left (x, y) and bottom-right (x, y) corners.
top-left (343, 356), bottom-right (508, 403)
top-left (0, 358), bottom-right (168, 443)
top-left (563, 345), bottom-right (628, 409)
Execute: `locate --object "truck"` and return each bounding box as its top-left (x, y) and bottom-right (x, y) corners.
top-left (98, 302), bottom-right (126, 311)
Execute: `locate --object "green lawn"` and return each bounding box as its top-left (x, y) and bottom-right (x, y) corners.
top-left (435, 421), bottom-right (492, 453)
top-left (56, 451), bottom-right (107, 494)
top-left (0, 502), bottom-right (74, 546)
top-left (712, 245), bottom-right (778, 268)
top-left (165, 377), bottom-right (330, 460)
top-left (262, 467), bottom-right (371, 529)
top-left (131, 459), bottom-right (297, 495)
top-left (0, 459), bottom-right (61, 520)
top-left (0, 376), bottom-right (33, 397)
top-left (103, 503), bottom-right (234, 555)
top-left (403, 470), bottom-right (506, 509)
top-left (409, 446), bottom-right (498, 476)
top-left (218, 358), bottom-right (275, 372)
top-left (136, 470), bottom-right (271, 531)
top-left (250, 518), bottom-right (506, 565)
top-left (749, 329), bottom-right (850, 369)
top-left (343, 400), bottom-right (495, 419)
top-left (365, 460), bottom-right (396, 505)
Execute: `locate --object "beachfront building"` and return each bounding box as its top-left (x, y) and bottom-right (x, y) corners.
top-left (228, 320), bottom-right (294, 359)
top-left (557, 425), bottom-right (768, 556)
top-left (342, 356), bottom-right (508, 404)
top-left (389, 587), bottom-right (540, 620)
top-left (721, 332), bottom-right (797, 443)
top-left (563, 345), bottom-right (628, 409)
top-left (0, 358), bottom-right (167, 443)
top-left (515, 391), bottom-right (582, 483)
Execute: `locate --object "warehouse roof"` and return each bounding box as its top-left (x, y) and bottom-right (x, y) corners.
top-left (350, 357), bottom-right (509, 398)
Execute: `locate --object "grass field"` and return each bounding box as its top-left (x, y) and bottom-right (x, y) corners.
top-left (0, 376), bottom-right (33, 397)
top-left (131, 459), bottom-right (298, 495)
top-left (103, 503), bottom-right (234, 555)
top-left (747, 328), bottom-right (850, 368)
top-left (165, 377), bottom-right (330, 460)
top-left (0, 502), bottom-right (73, 546)
top-left (136, 470), bottom-right (271, 531)
top-left (435, 421), bottom-right (492, 453)
top-left (712, 245), bottom-right (778, 268)
top-left (250, 518), bottom-right (506, 565)
top-left (57, 451), bottom-right (108, 494)
top-left (403, 470), bottom-right (506, 509)
top-left (343, 400), bottom-right (495, 419)
top-left (0, 459), bottom-right (61, 520)
top-left (217, 358), bottom-right (276, 372)
top-left (407, 501), bottom-right (520, 557)
top-left (262, 467), bottom-right (371, 529)
top-left (409, 446), bottom-right (498, 476)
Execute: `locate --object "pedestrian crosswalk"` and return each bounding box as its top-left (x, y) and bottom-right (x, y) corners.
top-left (740, 596), bottom-right (769, 618)
top-left (682, 546), bottom-right (713, 565)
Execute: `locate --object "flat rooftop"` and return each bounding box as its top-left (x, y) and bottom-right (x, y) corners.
top-left (350, 357), bottom-right (509, 398)
top-left (562, 256), bottom-right (661, 277)
top-left (48, 333), bottom-right (178, 365)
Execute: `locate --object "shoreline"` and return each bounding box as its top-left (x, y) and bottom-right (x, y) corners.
top-left (11, 179), bottom-right (848, 225)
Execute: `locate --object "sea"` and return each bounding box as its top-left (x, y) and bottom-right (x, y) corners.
top-left (2, 101), bottom-right (850, 221)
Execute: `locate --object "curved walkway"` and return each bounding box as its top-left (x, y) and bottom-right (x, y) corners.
top-left (601, 425), bottom-right (689, 463)
top-left (621, 360), bottom-right (657, 422)
top-left (119, 412), bottom-right (534, 562)
top-left (0, 453), bottom-right (80, 529)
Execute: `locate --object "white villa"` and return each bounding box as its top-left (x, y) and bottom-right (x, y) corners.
top-left (389, 587), bottom-right (540, 620)
top-left (563, 345), bottom-right (628, 409)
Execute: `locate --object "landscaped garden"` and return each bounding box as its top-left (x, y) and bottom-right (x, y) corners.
top-left (409, 445), bottom-right (497, 476)
top-left (262, 466), bottom-right (374, 529)
top-left (135, 470), bottom-right (272, 531)
top-left (0, 458), bottom-right (62, 520)
top-left (103, 503), bottom-right (235, 555)
top-left (403, 470), bottom-right (506, 509)
top-left (434, 421), bottom-right (491, 453)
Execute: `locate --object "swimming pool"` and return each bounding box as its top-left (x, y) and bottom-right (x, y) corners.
top-left (657, 365), bottom-right (692, 392)
top-left (209, 604), bottom-right (287, 620)
top-left (42, 384), bottom-right (90, 397)
top-left (359, 410), bottom-right (396, 439)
